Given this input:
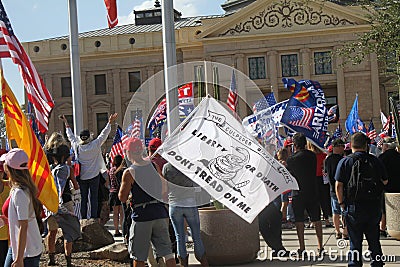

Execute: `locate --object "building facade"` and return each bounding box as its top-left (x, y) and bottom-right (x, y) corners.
top-left (23, 0), bottom-right (391, 148)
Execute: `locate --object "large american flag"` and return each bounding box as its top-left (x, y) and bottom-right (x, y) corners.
top-left (110, 126), bottom-right (128, 160)
top-left (367, 119), bottom-right (378, 140)
top-left (227, 70), bottom-right (238, 112)
top-left (0, 2), bottom-right (54, 133)
top-left (287, 106), bottom-right (314, 129)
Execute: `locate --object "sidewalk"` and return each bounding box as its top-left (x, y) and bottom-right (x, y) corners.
top-left (106, 216), bottom-right (400, 266)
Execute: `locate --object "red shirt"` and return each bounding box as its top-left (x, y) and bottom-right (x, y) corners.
top-left (316, 152), bottom-right (327, 177)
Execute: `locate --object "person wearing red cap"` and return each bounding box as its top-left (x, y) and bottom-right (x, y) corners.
top-left (1, 149), bottom-right (42, 267)
top-left (148, 138), bottom-right (167, 174)
top-left (119, 137), bottom-right (176, 267)
top-left (0, 149), bottom-right (10, 267)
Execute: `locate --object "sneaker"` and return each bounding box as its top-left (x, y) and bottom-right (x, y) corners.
top-left (335, 232), bottom-right (342, 239)
top-left (282, 222), bottom-right (293, 229)
top-left (114, 232), bottom-right (122, 237)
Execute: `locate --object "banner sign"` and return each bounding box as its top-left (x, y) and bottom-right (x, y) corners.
top-left (157, 97), bottom-right (298, 223)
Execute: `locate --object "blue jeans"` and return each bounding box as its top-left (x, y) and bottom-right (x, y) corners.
top-left (4, 247), bottom-right (41, 267)
top-left (344, 203), bottom-right (383, 267)
top-left (78, 175), bottom-right (100, 219)
top-left (169, 206), bottom-right (205, 259)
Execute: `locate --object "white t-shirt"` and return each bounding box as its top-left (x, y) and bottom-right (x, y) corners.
top-left (8, 188), bottom-right (42, 258)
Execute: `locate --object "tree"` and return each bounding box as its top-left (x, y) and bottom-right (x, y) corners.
top-left (337, 0), bottom-right (400, 96)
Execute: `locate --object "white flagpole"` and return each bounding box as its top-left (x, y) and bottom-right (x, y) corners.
top-left (162, 0), bottom-right (180, 133)
top-left (68, 0), bottom-right (84, 135)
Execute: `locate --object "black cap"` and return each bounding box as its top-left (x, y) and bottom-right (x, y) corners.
top-left (80, 129), bottom-right (90, 141)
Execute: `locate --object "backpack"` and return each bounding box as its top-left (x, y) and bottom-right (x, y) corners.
top-left (346, 154), bottom-right (384, 203)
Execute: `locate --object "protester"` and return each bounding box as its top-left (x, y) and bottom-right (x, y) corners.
top-left (286, 133), bottom-right (324, 256)
top-left (108, 154), bottom-right (125, 237)
top-left (148, 137), bottom-right (167, 174)
top-left (61, 113), bottom-right (118, 219)
top-left (0, 149), bottom-right (10, 267)
top-left (163, 162), bottom-right (209, 267)
top-left (46, 144), bottom-right (81, 267)
top-left (119, 137), bottom-right (176, 267)
top-left (307, 142), bottom-right (332, 228)
top-left (335, 132), bottom-right (388, 267)
top-left (44, 132), bottom-right (68, 165)
top-left (378, 137), bottom-right (400, 237)
top-left (276, 148), bottom-right (294, 229)
top-left (324, 138), bottom-right (347, 239)
top-left (1, 149), bottom-right (42, 267)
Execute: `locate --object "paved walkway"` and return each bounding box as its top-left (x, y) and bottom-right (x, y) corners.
top-left (106, 215), bottom-right (400, 266)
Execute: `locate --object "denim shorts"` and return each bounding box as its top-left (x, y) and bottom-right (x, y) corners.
top-left (331, 195), bottom-right (341, 215)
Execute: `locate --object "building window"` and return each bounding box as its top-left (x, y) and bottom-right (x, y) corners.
top-left (325, 96), bottom-right (337, 110)
top-left (96, 112), bottom-right (108, 136)
top-left (95, 74), bottom-right (107, 95)
top-left (63, 115), bottom-right (74, 138)
top-left (248, 57), bottom-right (266, 80)
top-left (61, 77), bottom-right (72, 97)
top-left (281, 54), bottom-right (299, 77)
top-left (314, 52), bottom-right (332, 75)
top-left (129, 71), bottom-right (142, 92)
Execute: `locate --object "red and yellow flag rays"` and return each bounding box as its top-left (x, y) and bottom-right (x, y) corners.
top-left (1, 71), bottom-right (58, 212)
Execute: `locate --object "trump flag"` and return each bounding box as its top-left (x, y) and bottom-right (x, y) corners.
top-left (1, 71), bottom-right (58, 212)
top-left (156, 97), bottom-right (298, 223)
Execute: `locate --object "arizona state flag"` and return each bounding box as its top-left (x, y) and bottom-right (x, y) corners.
top-left (1, 71), bottom-right (58, 212)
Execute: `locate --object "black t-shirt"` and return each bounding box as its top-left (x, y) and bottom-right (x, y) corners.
top-left (378, 149), bottom-right (400, 193)
top-left (324, 153), bottom-right (343, 196)
top-left (286, 149), bottom-right (317, 196)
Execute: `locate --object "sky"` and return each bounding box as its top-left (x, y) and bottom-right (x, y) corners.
top-left (1, 0), bottom-right (226, 103)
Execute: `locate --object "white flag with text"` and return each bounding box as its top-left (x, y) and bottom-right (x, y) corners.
top-left (157, 97), bottom-right (298, 223)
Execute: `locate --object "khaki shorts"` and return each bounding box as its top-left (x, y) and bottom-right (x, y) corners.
top-left (47, 215), bottom-right (59, 231)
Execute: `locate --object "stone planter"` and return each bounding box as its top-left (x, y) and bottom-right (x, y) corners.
top-left (385, 193), bottom-right (400, 240)
top-left (199, 207), bottom-right (260, 265)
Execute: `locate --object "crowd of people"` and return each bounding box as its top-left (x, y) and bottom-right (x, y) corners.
top-left (0, 114), bottom-right (399, 267)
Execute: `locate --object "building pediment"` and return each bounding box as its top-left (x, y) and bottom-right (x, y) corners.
top-left (90, 100), bottom-right (111, 111)
top-left (199, 0), bottom-right (369, 39)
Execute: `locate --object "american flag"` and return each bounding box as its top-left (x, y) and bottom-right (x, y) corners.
top-left (27, 101), bottom-right (44, 146)
top-left (110, 126), bottom-right (128, 160)
top-left (0, 2), bottom-right (54, 133)
top-left (287, 106), bottom-right (314, 129)
top-left (366, 119), bottom-right (378, 140)
top-left (328, 105), bottom-right (339, 123)
top-left (253, 92), bottom-right (276, 113)
top-left (227, 70), bottom-right (238, 112)
top-left (131, 118), bottom-right (142, 138)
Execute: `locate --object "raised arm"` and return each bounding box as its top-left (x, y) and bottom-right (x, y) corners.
top-left (93, 113), bottom-right (118, 146)
top-left (60, 115), bottom-right (79, 148)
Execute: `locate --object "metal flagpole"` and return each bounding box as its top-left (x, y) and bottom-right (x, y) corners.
top-left (68, 0), bottom-right (84, 135)
top-left (162, 0), bottom-right (180, 133)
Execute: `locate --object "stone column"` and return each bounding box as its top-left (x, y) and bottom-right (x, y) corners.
top-left (147, 67), bottom-right (156, 109)
top-left (267, 50), bottom-right (279, 100)
top-left (301, 48), bottom-right (311, 80)
top-left (370, 52), bottom-right (381, 123)
top-left (81, 71), bottom-right (88, 128)
top-left (235, 53), bottom-right (247, 116)
top-left (43, 73), bottom-right (55, 133)
top-left (335, 54), bottom-right (346, 121)
top-left (112, 69), bottom-right (122, 124)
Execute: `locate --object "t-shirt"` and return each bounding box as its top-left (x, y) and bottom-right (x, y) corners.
top-left (286, 149), bottom-right (317, 196)
top-left (378, 149), bottom-right (400, 193)
top-left (0, 181), bottom-right (10, 241)
top-left (316, 152), bottom-right (327, 177)
top-left (8, 188), bottom-right (42, 258)
top-left (334, 151), bottom-right (388, 205)
top-left (162, 163), bottom-right (197, 207)
top-left (324, 153), bottom-right (343, 196)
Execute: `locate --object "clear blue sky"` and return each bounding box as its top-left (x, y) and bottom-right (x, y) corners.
top-left (1, 0), bottom-right (226, 103)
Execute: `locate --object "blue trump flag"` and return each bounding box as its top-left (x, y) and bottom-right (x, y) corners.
top-left (345, 95), bottom-right (366, 135)
top-left (281, 79), bottom-right (328, 149)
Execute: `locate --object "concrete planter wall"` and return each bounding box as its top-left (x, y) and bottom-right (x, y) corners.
top-left (199, 207), bottom-right (260, 265)
top-left (385, 193), bottom-right (400, 240)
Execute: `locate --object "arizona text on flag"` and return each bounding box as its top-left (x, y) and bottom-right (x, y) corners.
top-left (281, 79), bottom-right (328, 149)
top-left (156, 97), bottom-right (298, 223)
top-left (227, 70), bottom-right (238, 112)
top-left (110, 126), bottom-right (128, 160)
top-left (0, 1), bottom-right (54, 132)
top-left (104, 0), bottom-right (118, 28)
top-left (1, 71), bottom-right (58, 212)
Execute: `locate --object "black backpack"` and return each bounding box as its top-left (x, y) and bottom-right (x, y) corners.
top-left (346, 154), bottom-right (383, 203)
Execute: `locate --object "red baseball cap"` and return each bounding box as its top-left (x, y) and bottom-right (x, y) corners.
top-left (283, 138), bottom-right (293, 147)
top-left (148, 138), bottom-right (162, 151)
top-left (124, 137), bottom-right (143, 154)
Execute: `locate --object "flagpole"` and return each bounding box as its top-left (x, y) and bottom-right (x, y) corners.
top-left (204, 60), bottom-right (209, 96)
top-left (68, 0), bottom-right (84, 135)
top-left (162, 0), bottom-right (180, 133)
